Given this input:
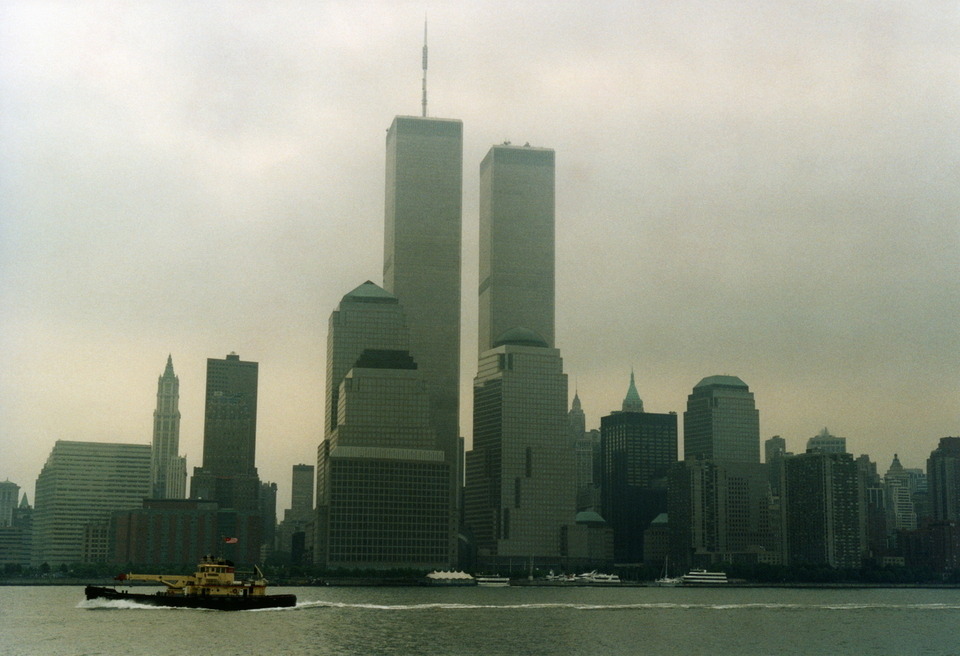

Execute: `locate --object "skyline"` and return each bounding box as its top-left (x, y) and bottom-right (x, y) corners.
top-left (1, 2), bottom-right (958, 509)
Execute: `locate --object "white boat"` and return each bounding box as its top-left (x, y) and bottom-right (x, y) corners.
top-left (576, 571), bottom-right (621, 584)
top-left (680, 569), bottom-right (728, 585)
top-left (655, 558), bottom-right (681, 586)
top-left (475, 575), bottom-right (510, 586)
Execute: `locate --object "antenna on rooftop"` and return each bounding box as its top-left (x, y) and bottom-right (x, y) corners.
top-left (421, 15), bottom-right (428, 117)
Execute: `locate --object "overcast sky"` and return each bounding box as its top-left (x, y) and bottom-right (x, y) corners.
top-left (1, 1), bottom-right (958, 510)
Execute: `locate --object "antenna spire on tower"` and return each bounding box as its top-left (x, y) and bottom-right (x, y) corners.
top-left (421, 16), bottom-right (428, 117)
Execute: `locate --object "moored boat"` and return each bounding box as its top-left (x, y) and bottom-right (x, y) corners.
top-left (84, 556), bottom-right (296, 610)
top-left (475, 574), bottom-right (510, 586)
top-left (680, 569), bottom-right (728, 585)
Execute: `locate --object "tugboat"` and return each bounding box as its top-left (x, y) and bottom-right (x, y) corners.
top-left (84, 556), bottom-right (297, 610)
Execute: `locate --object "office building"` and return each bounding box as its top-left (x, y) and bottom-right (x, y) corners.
top-left (33, 440), bottom-right (150, 566)
top-left (884, 454), bottom-right (917, 533)
top-left (150, 355), bottom-right (186, 499)
top-left (668, 459), bottom-right (775, 569)
top-left (783, 451), bottom-right (864, 569)
top-left (191, 353), bottom-right (261, 513)
top-left (928, 437), bottom-right (960, 521)
top-left (478, 144), bottom-right (555, 353)
top-left (570, 392), bottom-right (601, 511)
top-left (113, 499), bottom-right (220, 566)
top-left (600, 375), bottom-right (677, 564)
top-left (683, 375), bottom-right (760, 463)
top-left (383, 115), bottom-right (462, 453)
top-left (806, 427), bottom-right (847, 454)
top-left (316, 282), bottom-right (455, 569)
top-left (0, 480), bottom-right (18, 527)
top-left (277, 464), bottom-right (314, 561)
top-left (464, 328), bottom-right (579, 568)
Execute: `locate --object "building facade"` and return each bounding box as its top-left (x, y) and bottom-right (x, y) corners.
top-left (150, 355), bottom-right (186, 499)
top-left (383, 116), bottom-right (463, 547)
top-left (316, 282), bottom-right (455, 569)
top-left (599, 376), bottom-right (678, 564)
top-left (33, 441), bottom-right (150, 566)
top-left (464, 329), bottom-right (579, 569)
top-left (191, 353), bottom-right (261, 513)
top-left (683, 375), bottom-right (760, 464)
top-left (928, 437), bottom-right (960, 522)
top-left (478, 144), bottom-right (555, 353)
top-left (782, 451), bottom-right (864, 569)
top-left (805, 427), bottom-right (847, 454)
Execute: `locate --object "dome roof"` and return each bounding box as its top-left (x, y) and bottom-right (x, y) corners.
top-left (492, 326), bottom-right (548, 348)
top-left (694, 375), bottom-right (748, 389)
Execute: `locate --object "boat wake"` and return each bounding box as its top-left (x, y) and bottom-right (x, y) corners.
top-left (284, 600), bottom-right (960, 612)
top-left (77, 598), bottom-right (187, 611)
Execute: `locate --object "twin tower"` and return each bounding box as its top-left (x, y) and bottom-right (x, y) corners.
top-left (316, 115), bottom-right (559, 569)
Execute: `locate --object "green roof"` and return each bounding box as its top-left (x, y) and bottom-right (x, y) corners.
top-left (342, 280), bottom-right (398, 304)
top-left (694, 375), bottom-right (748, 389)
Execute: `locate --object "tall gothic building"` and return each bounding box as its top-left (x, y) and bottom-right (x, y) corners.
top-left (150, 355), bottom-right (186, 499)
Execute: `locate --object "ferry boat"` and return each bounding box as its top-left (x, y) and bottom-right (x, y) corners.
top-left (84, 556), bottom-right (297, 610)
top-left (680, 569), bottom-right (728, 585)
top-left (475, 575), bottom-right (510, 587)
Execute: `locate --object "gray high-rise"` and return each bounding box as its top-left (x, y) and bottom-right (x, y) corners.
top-left (316, 282), bottom-right (456, 569)
top-left (150, 355), bottom-right (186, 499)
top-left (383, 116), bottom-right (463, 448)
top-left (191, 353), bottom-right (260, 512)
top-left (683, 375), bottom-right (760, 463)
top-left (478, 144), bottom-right (556, 353)
top-left (465, 328), bottom-right (576, 565)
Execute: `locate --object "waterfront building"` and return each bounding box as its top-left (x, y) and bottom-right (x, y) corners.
top-left (276, 464), bottom-right (314, 561)
top-left (191, 353), bottom-right (261, 513)
top-left (570, 392), bottom-right (600, 511)
top-left (806, 427), bottom-right (847, 454)
top-left (928, 437), bottom-right (960, 521)
top-left (0, 480), bottom-right (18, 527)
top-left (383, 115), bottom-right (463, 469)
top-left (150, 355), bottom-right (186, 499)
top-left (857, 454), bottom-right (888, 560)
top-left (683, 375), bottom-right (760, 463)
top-left (316, 283), bottom-right (455, 569)
top-left (599, 374), bottom-right (678, 563)
top-left (884, 454), bottom-right (917, 534)
top-left (668, 459), bottom-right (775, 569)
top-left (112, 499), bottom-right (220, 566)
top-left (782, 451), bottom-right (864, 569)
top-left (464, 328), bottom-right (581, 569)
top-left (478, 144), bottom-right (555, 353)
top-left (32, 440), bottom-right (150, 566)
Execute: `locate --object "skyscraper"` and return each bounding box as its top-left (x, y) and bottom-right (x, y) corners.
top-left (316, 282), bottom-right (455, 569)
top-left (33, 441), bottom-right (150, 566)
top-left (383, 116), bottom-right (463, 541)
top-left (464, 328), bottom-right (577, 568)
top-left (478, 144), bottom-right (555, 353)
top-left (599, 374), bottom-right (678, 563)
top-left (782, 451), bottom-right (864, 569)
top-left (383, 115), bottom-right (463, 449)
top-left (683, 375), bottom-right (760, 463)
top-left (928, 437), bottom-right (960, 521)
top-left (806, 427), bottom-right (847, 454)
top-left (191, 353), bottom-right (260, 513)
top-left (150, 355), bottom-right (186, 499)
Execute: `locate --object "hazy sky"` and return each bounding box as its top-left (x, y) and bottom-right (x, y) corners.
top-left (1, 1), bottom-right (958, 509)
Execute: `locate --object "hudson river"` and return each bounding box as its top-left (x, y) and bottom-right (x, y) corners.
top-left (2, 585), bottom-right (958, 655)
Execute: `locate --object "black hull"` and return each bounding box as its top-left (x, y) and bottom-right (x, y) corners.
top-left (84, 586), bottom-right (297, 611)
